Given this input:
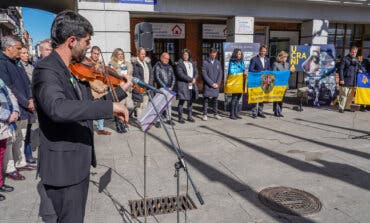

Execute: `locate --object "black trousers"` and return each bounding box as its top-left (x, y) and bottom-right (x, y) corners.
top-left (44, 177), bottom-right (89, 223)
top-left (273, 102), bottom-right (283, 114)
top-left (230, 94), bottom-right (242, 117)
top-left (178, 100), bottom-right (193, 118)
top-left (203, 97), bottom-right (218, 115)
top-left (251, 102), bottom-right (264, 115)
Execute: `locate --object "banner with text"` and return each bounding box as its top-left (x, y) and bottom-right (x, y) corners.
top-left (248, 70), bottom-right (291, 103)
top-left (290, 44), bottom-right (336, 106)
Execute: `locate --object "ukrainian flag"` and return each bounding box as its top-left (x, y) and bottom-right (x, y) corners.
top-left (355, 72), bottom-right (370, 105)
top-left (224, 60), bottom-right (246, 94)
top-left (248, 70), bottom-right (290, 103)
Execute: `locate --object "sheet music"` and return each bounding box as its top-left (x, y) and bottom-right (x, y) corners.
top-left (138, 88), bottom-right (176, 132)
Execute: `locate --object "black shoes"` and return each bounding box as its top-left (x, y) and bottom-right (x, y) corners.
top-left (178, 118), bottom-right (185, 124)
top-left (230, 115), bottom-right (237, 120)
top-left (166, 120), bottom-right (175, 126)
top-left (274, 112), bottom-right (284, 117)
top-left (0, 193), bottom-right (5, 201)
top-left (0, 184), bottom-right (14, 193)
top-left (154, 122), bottom-right (161, 128)
top-left (258, 113), bottom-right (266, 118)
top-left (187, 117), bottom-right (195, 123)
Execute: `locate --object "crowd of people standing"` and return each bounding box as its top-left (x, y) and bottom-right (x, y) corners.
top-left (0, 15), bottom-right (368, 206)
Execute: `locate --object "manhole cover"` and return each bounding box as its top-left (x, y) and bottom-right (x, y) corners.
top-left (258, 187), bottom-right (321, 216)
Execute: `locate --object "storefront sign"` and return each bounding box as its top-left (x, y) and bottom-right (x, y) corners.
top-left (151, 23), bottom-right (185, 39)
top-left (119, 0), bottom-right (157, 4)
top-left (235, 17), bottom-right (254, 34)
top-left (202, 24), bottom-right (227, 40)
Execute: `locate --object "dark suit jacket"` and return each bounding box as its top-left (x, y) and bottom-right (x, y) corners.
top-left (33, 51), bottom-right (126, 187)
top-left (132, 59), bottom-right (153, 102)
top-left (249, 55), bottom-right (271, 72)
top-left (339, 55), bottom-right (365, 87)
top-left (0, 51), bottom-right (34, 120)
top-left (175, 59), bottom-right (198, 101)
top-left (202, 58), bottom-right (223, 98)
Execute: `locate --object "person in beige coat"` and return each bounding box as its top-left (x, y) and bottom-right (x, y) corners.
top-left (109, 48), bottom-right (134, 111)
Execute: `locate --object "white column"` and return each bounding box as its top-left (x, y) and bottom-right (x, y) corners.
top-left (226, 16), bottom-right (254, 43)
top-left (78, 3), bottom-right (132, 61)
top-left (300, 19), bottom-right (329, 45)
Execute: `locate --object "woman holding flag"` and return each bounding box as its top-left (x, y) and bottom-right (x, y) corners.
top-left (225, 49), bottom-right (247, 119)
top-left (272, 50), bottom-right (290, 117)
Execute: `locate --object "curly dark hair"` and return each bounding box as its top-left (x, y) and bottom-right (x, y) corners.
top-left (181, 48), bottom-right (192, 60)
top-left (51, 10), bottom-right (93, 48)
top-left (230, 48), bottom-right (243, 62)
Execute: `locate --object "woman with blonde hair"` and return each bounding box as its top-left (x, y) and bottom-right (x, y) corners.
top-left (109, 48), bottom-right (134, 109)
top-left (108, 48), bottom-right (134, 133)
top-left (272, 50), bottom-right (290, 117)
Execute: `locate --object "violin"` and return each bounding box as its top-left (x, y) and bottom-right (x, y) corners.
top-left (69, 59), bottom-right (145, 93)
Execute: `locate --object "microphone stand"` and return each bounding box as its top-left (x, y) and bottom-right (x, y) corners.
top-left (145, 89), bottom-right (204, 223)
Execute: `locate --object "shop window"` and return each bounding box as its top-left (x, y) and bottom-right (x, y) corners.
top-left (329, 23), bottom-right (367, 59)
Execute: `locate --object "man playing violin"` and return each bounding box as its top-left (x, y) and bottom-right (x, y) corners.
top-left (32, 10), bottom-right (131, 223)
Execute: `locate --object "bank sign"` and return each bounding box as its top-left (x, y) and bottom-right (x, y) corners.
top-left (119, 0), bottom-right (157, 4)
top-left (151, 23), bottom-right (185, 39)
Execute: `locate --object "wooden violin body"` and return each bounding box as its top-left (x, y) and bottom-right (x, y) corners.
top-left (69, 59), bottom-right (145, 93)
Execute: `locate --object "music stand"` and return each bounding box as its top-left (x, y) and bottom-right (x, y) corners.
top-left (137, 88), bottom-right (204, 223)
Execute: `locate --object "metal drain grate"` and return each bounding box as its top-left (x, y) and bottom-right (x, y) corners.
top-left (258, 186), bottom-right (322, 216)
top-left (129, 194), bottom-right (197, 217)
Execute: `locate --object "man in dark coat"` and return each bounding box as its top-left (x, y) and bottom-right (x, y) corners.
top-left (249, 45), bottom-right (270, 118)
top-left (0, 35), bottom-right (36, 182)
top-left (338, 46), bottom-right (365, 113)
top-left (154, 52), bottom-right (175, 125)
top-left (175, 49), bottom-right (198, 123)
top-left (132, 47), bottom-right (154, 118)
top-left (201, 48), bottom-right (223, 121)
top-left (32, 10), bottom-right (130, 223)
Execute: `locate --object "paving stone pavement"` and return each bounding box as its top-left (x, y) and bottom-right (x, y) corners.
top-left (1, 99), bottom-right (370, 223)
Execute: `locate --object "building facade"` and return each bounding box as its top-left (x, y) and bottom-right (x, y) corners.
top-left (0, 6), bottom-right (23, 39)
top-left (77, 0), bottom-right (370, 88)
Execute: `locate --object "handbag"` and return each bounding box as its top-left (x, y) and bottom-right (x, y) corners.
top-left (114, 117), bottom-right (127, 133)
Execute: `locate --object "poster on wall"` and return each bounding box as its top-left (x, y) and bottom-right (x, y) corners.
top-left (223, 42), bottom-right (260, 81)
top-left (151, 23), bottom-right (185, 39)
top-left (290, 44), bottom-right (336, 106)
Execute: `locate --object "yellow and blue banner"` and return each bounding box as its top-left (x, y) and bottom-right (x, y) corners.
top-left (355, 72), bottom-right (370, 105)
top-left (225, 60), bottom-right (247, 94)
top-left (248, 70), bottom-right (290, 103)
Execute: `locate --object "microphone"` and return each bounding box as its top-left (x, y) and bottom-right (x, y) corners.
top-left (132, 77), bottom-right (162, 94)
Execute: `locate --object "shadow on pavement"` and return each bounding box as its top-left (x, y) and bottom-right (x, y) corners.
top-left (293, 118), bottom-right (370, 138)
top-left (147, 131), bottom-right (320, 223)
top-left (209, 124), bottom-right (370, 191)
top-left (90, 180), bottom-right (139, 223)
top-left (248, 123), bottom-right (370, 161)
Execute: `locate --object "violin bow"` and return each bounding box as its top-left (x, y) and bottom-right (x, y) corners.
top-left (99, 54), bottom-right (129, 128)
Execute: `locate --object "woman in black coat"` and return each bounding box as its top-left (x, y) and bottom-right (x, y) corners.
top-left (175, 49), bottom-right (198, 123)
